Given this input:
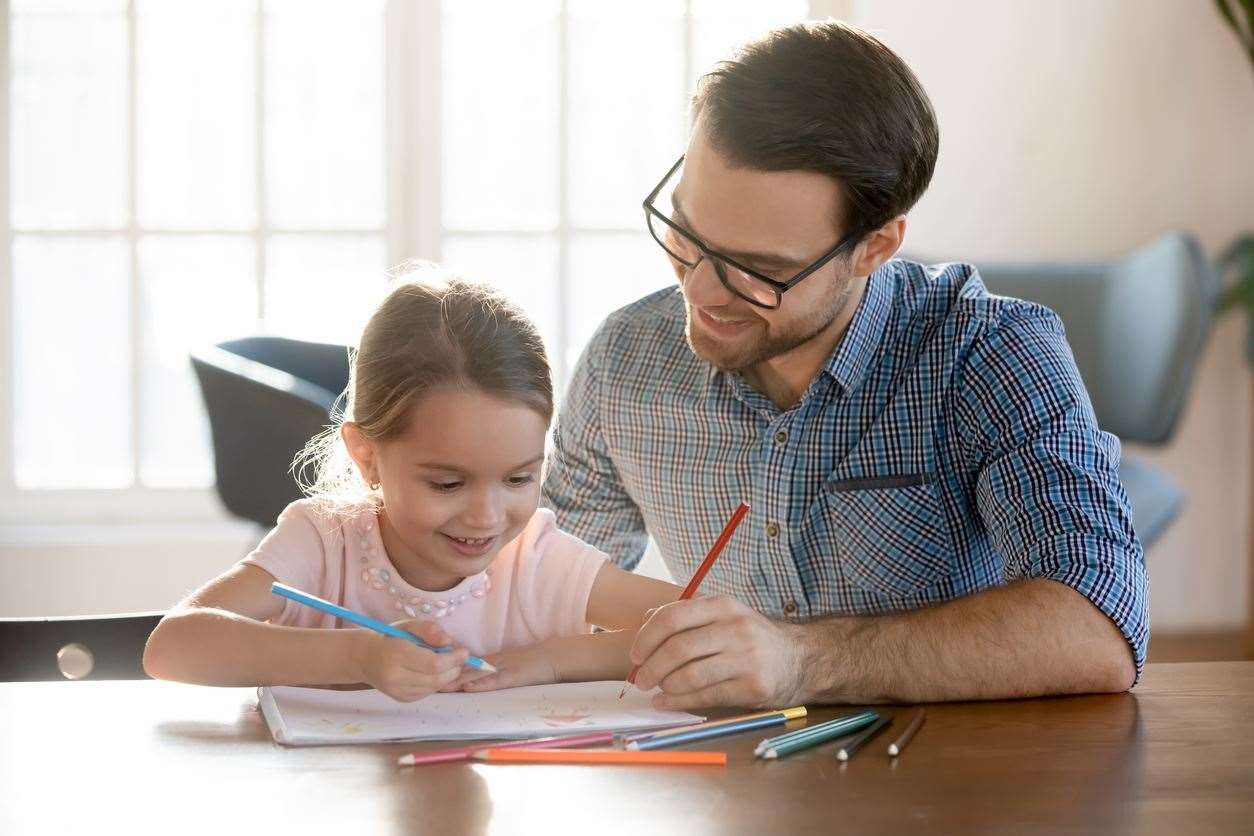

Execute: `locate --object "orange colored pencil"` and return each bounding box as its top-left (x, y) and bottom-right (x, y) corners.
top-left (621, 501), bottom-right (751, 696)
top-left (470, 748), bottom-right (726, 766)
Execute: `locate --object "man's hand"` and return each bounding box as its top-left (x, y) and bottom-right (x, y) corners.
top-left (628, 595), bottom-right (808, 710)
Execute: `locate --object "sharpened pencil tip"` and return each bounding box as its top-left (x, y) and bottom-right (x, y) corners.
top-left (398, 754), bottom-right (415, 766)
top-left (762, 749), bottom-right (777, 760)
top-left (887, 744), bottom-right (899, 756)
top-left (617, 684), bottom-right (628, 699)
top-left (836, 750), bottom-right (849, 762)
top-left (479, 661), bottom-right (498, 673)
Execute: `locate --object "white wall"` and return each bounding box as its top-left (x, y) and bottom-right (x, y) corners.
top-left (851, 0), bottom-right (1253, 629)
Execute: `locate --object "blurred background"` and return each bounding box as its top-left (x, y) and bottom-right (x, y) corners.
top-left (0, 1), bottom-right (1250, 663)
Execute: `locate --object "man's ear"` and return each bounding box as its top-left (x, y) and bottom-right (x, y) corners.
top-left (850, 215), bottom-right (907, 278)
top-left (341, 423), bottom-right (377, 485)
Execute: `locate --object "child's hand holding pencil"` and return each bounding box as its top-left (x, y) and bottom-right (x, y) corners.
top-left (351, 618), bottom-right (473, 703)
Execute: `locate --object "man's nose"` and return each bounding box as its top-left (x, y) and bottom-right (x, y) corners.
top-left (681, 256), bottom-right (738, 307)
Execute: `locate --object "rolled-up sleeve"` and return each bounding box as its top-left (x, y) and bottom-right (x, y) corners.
top-left (957, 305), bottom-right (1149, 679)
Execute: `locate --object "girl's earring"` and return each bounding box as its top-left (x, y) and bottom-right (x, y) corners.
top-left (369, 481), bottom-right (381, 490)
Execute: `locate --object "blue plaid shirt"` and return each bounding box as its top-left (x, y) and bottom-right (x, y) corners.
top-left (542, 259), bottom-right (1149, 675)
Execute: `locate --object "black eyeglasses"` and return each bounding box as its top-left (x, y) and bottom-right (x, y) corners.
top-left (643, 155), bottom-right (862, 309)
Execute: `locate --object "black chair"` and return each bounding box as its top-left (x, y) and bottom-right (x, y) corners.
top-left (0, 613), bottom-right (163, 681)
top-left (190, 337), bottom-right (351, 528)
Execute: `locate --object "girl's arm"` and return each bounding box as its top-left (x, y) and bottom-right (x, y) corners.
top-left (456, 562), bottom-right (681, 691)
top-left (143, 564), bottom-right (466, 701)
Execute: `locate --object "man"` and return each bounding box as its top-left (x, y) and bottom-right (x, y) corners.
top-left (542, 20), bottom-right (1146, 709)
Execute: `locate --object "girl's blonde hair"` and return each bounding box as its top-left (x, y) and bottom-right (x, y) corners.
top-left (294, 266), bottom-right (553, 509)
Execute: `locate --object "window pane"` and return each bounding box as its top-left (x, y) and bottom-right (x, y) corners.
top-left (442, 1), bottom-right (560, 231)
top-left (137, 0), bottom-right (256, 229)
top-left (13, 236), bottom-right (131, 488)
top-left (568, 0), bottom-right (684, 229)
top-left (442, 234), bottom-right (560, 377)
top-left (690, 1), bottom-right (809, 91)
top-left (568, 232), bottom-right (671, 373)
top-left (264, 0), bottom-right (385, 229)
top-left (264, 234), bottom-right (387, 345)
top-left (138, 236), bottom-right (257, 487)
top-left (11, 2), bottom-right (128, 229)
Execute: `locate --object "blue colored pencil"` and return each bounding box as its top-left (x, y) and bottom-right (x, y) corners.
top-left (627, 712), bottom-right (793, 751)
top-left (270, 582), bottom-right (496, 672)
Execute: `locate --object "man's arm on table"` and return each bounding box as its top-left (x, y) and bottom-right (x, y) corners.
top-left (630, 578), bottom-right (1133, 708)
top-left (632, 305), bottom-right (1147, 708)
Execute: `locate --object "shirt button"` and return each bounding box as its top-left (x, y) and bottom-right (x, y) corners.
top-left (774, 430), bottom-right (788, 445)
top-left (784, 600), bottom-right (799, 615)
top-left (765, 522), bottom-right (779, 538)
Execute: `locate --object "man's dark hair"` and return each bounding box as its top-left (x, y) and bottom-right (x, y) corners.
top-left (692, 20), bottom-right (939, 241)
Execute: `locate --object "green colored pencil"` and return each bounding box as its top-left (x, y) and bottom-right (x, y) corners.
top-left (753, 710), bottom-right (877, 755)
top-left (757, 710), bottom-right (879, 759)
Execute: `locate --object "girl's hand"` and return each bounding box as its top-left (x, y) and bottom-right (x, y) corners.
top-left (442, 641), bottom-right (560, 693)
top-left (351, 619), bottom-right (469, 702)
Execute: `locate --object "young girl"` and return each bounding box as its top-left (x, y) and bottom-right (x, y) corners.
top-left (144, 274), bottom-right (680, 702)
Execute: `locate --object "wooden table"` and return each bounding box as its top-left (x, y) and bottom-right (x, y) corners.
top-left (2, 662), bottom-right (1251, 834)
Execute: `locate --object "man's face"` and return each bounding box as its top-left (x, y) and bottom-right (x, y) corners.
top-left (667, 126), bottom-right (860, 371)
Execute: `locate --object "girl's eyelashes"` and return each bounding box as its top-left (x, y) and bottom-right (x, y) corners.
top-left (429, 480), bottom-right (463, 492)
top-left (506, 473), bottom-right (537, 487)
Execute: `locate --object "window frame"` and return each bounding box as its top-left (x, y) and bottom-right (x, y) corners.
top-left (0, 0), bottom-right (832, 527)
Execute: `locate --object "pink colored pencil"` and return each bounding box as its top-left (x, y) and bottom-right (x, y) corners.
top-left (397, 731), bottom-right (614, 767)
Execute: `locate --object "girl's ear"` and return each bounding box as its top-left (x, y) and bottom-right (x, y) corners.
top-left (341, 423), bottom-right (378, 486)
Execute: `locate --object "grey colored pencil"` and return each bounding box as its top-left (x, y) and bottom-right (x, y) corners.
top-left (887, 709), bottom-right (926, 757)
top-left (835, 715), bottom-right (892, 761)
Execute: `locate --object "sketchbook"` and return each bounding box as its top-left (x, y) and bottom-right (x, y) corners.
top-left (257, 681), bottom-right (704, 746)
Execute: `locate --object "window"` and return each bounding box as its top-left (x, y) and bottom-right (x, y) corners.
top-left (2, 0), bottom-right (809, 524)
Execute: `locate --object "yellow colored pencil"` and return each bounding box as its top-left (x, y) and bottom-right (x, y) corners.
top-left (621, 706), bottom-right (807, 745)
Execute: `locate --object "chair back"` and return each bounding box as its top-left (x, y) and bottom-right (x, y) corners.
top-left (190, 337), bottom-right (350, 527)
top-left (975, 232), bottom-right (1218, 445)
top-left (0, 613), bottom-right (162, 681)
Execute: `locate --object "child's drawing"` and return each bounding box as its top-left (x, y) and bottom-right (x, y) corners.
top-left (260, 681), bottom-right (703, 746)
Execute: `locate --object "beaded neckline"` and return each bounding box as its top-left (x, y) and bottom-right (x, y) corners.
top-left (352, 513), bottom-right (492, 619)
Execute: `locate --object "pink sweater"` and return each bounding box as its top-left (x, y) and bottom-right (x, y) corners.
top-left (242, 499), bottom-right (607, 657)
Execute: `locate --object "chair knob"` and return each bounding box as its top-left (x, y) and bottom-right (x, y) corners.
top-left (56, 642), bottom-right (94, 680)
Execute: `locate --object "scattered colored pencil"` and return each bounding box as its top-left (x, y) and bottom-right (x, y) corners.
top-left (629, 711), bottom-right (802, 751)
top-left (271, 582), bottom-right (496, 672)
top-left (887, 709), bottom-right (926, 757)
top-left (620, 501), bottom-right (751, 698)
top-left (621, 706), bottom-right (807, 745)
top-left (398, 731), bottom-right (614, 767)
top-left (470, 748), bottom-right (726, 766)
top-left (754, 710), bottom-right (879, 756)
top-left (836, 716), bottom-right (893, 761)
top-left (756, 710), bottom-right (879, 759)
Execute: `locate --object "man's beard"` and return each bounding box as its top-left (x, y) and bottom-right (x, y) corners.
top-left (684, 274), bottom-right (858, 372)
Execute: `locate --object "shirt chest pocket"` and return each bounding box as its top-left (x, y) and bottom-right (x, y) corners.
top-left (821, 474), bottom-right (952, 597)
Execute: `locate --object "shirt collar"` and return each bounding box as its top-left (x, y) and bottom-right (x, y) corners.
top-left (822, 262), bottom-right (895, 395)
top-left (701, 261), bottom-right (896, 398)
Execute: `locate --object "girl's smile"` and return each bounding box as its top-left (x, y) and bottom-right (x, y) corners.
top-left (347, 385), bottom-right (549, 592)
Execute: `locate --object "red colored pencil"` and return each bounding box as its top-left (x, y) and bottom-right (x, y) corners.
top-left (621, 501), bottom-right (751, 697)
top-left (397, 730), bottom-right (614, 767)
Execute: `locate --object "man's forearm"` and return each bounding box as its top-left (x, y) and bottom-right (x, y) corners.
top-left (792, 579), bottom-right (1136, 703)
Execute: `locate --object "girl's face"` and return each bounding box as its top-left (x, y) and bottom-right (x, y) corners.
top-left (345, 386), bottom-right (548, 592)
